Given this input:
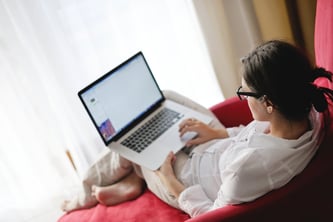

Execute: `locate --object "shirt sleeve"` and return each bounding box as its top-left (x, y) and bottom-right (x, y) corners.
top-left (219, 151), bottom-right (272, 203)
top-left (221, 143), bottom-right (317, 204)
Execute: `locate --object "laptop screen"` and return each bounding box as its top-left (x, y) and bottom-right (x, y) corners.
top-left (78, 52), bottom-right (164, 145)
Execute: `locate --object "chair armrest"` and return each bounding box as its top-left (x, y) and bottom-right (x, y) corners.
top-left (210, 96), bottom-right (252, 127)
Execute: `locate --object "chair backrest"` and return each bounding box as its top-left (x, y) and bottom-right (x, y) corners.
top-left (315, 0), bottom-right (333, 90)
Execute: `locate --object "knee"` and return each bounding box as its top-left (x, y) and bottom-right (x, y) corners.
top-left (119, 156), bottom-right (133, 169)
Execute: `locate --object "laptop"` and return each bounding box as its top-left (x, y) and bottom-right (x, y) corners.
top-left (78, 52), bottom-right (212, 170)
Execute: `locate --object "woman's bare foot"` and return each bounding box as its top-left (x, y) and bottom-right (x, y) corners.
top-left (91, 171), bottom-right (145, 206)
top-left (61, 200), bottom-right (71, 212)
top-left (61, 195), bottom-right (98, 213)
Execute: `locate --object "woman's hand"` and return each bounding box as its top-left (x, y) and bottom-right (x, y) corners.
top-left (155, 152), bottom-right (185, 198)
top-left (179, 118), bottom-right (228, 147)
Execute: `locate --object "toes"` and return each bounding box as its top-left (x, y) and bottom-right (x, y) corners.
top-left (61, 200), bottom-right (69, 211)
top-left (91, 185), bottom-right (96, 197)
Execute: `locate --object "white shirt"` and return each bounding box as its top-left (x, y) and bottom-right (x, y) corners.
top-left (177, 111), bottom-right (322, 217)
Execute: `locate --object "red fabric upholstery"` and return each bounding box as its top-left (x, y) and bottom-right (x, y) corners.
top-left (315, 0), bottom-right (333, 90)
top-left (58, 189), bottom-right (190, 222)
top-left (209, 97), bottom-right (252, 128)
top-left (58, 1), bottom-right (333, 221)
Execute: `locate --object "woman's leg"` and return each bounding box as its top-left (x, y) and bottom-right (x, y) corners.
top-left (62, 149), bottom-right (133, 212)
top-left (139, 150), bottom-right (189, 209)
top-left (139, 91), bottom-right (224, 208)
top-left (91, 170), bottom-right (146, 206)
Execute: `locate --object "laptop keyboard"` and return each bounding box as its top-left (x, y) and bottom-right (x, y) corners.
top-left (121, 108), bottom-right (183, 153)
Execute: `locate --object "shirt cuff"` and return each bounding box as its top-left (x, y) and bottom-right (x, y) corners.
top-left (226, 125), bottom-right (244, 137)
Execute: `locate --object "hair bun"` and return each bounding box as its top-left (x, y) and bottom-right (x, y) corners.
top-left (309, 83), bottom-right (333, 112)
top-left (310, 85), bottom-right (327, 112)
top-left (310, 67), bottom-right (332, 82)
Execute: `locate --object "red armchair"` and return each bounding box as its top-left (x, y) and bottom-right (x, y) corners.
top-left (58, 0), bottom-right (333, 221)
top-left (188, 97), bottom-right (333, 222)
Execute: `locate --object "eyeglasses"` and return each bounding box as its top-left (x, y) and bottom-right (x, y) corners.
top-left (236, 86), bottom-right (262, 100)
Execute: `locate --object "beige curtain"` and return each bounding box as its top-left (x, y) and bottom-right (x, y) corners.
top-left (253, 0), bottom-right (316, 61)
top-left (192, 0), bottom-right (316, 99)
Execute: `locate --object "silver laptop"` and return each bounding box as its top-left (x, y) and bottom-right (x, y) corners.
top-left (78, 52), bottom-right (212, 170)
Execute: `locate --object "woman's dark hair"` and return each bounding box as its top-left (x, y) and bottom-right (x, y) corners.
top-left (241, 40), bottom-right (333, 121)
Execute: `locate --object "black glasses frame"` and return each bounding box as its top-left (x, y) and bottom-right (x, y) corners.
top-left (236, 86), bottom-right (262, 100)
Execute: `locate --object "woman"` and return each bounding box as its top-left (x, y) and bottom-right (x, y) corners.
top-left (62, 40), bottom-right (333, 217)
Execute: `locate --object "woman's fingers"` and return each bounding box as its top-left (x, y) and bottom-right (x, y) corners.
top-left (179, 118), bottom-right (199, 136)
top-left (155, 151), bottom-right (176, 178)
top-left (179, 118), bottom-right (197, 128)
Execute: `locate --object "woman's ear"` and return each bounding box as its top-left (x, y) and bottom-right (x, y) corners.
top-left (263, 96), bottom-right (274, 114)
top-left (266, 106), bottom-right (273, 114)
